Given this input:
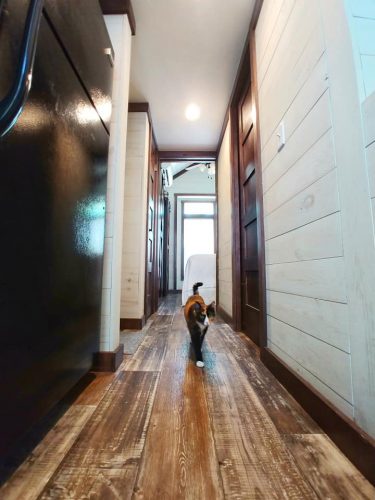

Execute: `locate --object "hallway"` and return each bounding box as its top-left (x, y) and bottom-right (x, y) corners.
top-left (1, 296), bottom-right (373, 499)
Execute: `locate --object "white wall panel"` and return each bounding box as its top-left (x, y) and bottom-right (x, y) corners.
top-left (256, 0), bottom-right (375, 438)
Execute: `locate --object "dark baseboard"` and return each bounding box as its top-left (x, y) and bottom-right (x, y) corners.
top-left (217, 305), bottom-right (234, 329)
top-left (261, 347), bottom-right (375, 486)
top-left (92, 344), bottom-right (124, 372)
top-left (120, 316), bottom-right (145, 330)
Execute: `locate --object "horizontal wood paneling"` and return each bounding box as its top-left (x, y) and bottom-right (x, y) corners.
top-left (259, 10), bottom-right (326, 150)
top-left (266, 257), bottom-right (347, 303)
top-left (264, 129), bottom-right (335, 215)
top-left (263, 91), bottom-right (332, 190)
top-left (256, 0), bottom-right (294, 86)
top-left (363, 92), bottom-right (375, 147)
top-left (267, 290), bottom-right (350, 352)
top-left (258, 0), bottom-right (375, 439)
top-left (266, 213), bottom-right (343, 264)
top-left (348, 1), bottom-right (375, 99)
top-left (265, 169), bottom-right (340, 240)
top-left (217, 122), bottom-right (233, 317)
top-left (268, 317), bottom-right (353, 403)
top-left (366, 141), bottom-right (375, 198)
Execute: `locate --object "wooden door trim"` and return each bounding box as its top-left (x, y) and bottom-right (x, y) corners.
top-left (229, 48), bottom-right (250, 332)
top-left (180, 200), bottom-right (216, 282)
top-left (99, 0), bottom-right (136, 35)
top-left (250, 30), bottom-right (267, 348)
top-left (173, 193), bottom-right (216, 291)
top-left (159, 151), bottom-right (216, 161)
top-left (229, 17), bottom-right (267, 347)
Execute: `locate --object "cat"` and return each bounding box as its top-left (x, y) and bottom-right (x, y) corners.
top-left (184, 282), bottom-right (216, 368)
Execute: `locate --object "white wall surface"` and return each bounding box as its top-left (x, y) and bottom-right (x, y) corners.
top-left (256, 0), bottom-right (375, 438)
top-left (347, 0), bottom-right (375, 100)
top-left (100, 15), bottom-right (132, 352)
top-left (165, 168), bottom-right (215, 290)
top-left (217, 122), bottom-right (233, 317)
top-left (120, 112), bottom-right (149, 320)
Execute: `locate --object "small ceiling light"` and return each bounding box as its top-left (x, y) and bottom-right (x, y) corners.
top-left (185, 103), bottom-right (201, 121)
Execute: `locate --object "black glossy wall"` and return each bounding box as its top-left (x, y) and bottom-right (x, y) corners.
top-left (0, 0), bottom-right (112, 455)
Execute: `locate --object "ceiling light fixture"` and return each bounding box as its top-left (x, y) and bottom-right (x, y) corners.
top-left (185, 103), bottom-right (201, 121)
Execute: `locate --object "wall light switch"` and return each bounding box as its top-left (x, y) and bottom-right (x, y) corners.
top-left (277, 121), bottom-right (285, 152)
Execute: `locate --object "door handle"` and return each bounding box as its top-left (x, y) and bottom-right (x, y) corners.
top-left (0, 0), bottom-right (44, 137)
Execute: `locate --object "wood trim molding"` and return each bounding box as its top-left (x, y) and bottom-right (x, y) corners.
top-left (129, 103), bottom-right (159, 151)
top-left (217, 305), bottom-right (233, 330)
top-left (159, 151), bottom-right (216, 161)
top-left (120, 316), bottom-right (146, 331)
top-left (128, 102), bottom-right (149, 113)
top-left (261, 347), bottom-right (375, 486)
top-left (92, 344), bottom-right (124, 372)
top-left (218, 0), bottom-right (265, 339)
top-left (250, 31), bottom-right (267, 348)
top-left (99, 0), bottom-right (136, 35)
top-left (173, 193), bottom-right (216, 290)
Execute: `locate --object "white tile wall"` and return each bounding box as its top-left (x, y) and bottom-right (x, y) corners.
top-left (99, 15), bottom-right (132, 352)
top-left (120, 112), bottom-right (150, 320)
top-left (217, 121), bottom-right (233, 317)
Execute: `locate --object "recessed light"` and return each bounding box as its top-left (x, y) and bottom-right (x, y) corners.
top-left (185, 103), bottom-right (201, 121)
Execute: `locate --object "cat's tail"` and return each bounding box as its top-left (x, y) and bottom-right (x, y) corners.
top-left (193, 282), bottom-right (203, 295)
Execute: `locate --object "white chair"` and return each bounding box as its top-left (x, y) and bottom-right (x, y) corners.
top-left (182, 254), bottom-right (216, 305)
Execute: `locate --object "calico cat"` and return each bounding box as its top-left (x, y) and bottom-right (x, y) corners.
top-left (184, 282), bottom-right (216, 368)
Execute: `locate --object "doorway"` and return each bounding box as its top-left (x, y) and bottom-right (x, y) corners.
top-left (177, 196), bottom-right (216, 289)
top-left (230, 41), bottom-right (266, 347)
top-left (159, 155), bottom-right (217, 294)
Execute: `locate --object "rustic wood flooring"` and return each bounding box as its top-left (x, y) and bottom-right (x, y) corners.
top-left (1, 294), bottom-right (374, 499)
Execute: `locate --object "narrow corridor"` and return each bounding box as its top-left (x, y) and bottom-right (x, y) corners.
top-left (1, 295), bottom-right (373, 499)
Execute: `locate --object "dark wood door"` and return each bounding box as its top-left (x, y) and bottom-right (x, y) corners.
top-left (238, 78), bottom-right (261, 345)
top-left (145, 135), bottom-right (159, 319)
top-left (158, 187), bottom-right (165, 298)
top-left (145, 162), bottom-right (155, 319)
top-left (162, 196), bottom-right (170, 296)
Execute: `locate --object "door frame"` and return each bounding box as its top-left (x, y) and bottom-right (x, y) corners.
top-left (172, 193), bottom-right (217, 291)
top-left (159, 151), bottom-right (217, 293)
top-left (229, 15), bottom-right (267, 347)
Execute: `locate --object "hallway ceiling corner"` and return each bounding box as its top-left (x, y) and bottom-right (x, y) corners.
top-left (129, 0), bottom-right (256, 151)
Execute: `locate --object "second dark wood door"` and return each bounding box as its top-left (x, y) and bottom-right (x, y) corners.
top-left (238, 78), bottom-right (261, 345)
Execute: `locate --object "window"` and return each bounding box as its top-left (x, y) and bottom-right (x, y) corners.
top-left (181, 200), bottom-right (215, 279)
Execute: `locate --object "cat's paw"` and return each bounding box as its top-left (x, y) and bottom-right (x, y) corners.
top-left (196, 361), bottom-right (204, 368)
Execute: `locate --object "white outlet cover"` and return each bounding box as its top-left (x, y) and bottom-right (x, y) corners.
top-left (277, 121), bottom-right (285, 152)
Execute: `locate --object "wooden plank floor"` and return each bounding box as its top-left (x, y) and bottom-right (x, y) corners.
top-left (1, 293), bottom-right (374, 499)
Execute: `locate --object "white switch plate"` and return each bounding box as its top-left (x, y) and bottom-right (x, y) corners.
top-left (277, 121), bottom-right (285, 152)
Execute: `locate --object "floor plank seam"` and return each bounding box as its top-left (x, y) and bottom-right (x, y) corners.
top-left (201, 363), bottom-right (227, 498)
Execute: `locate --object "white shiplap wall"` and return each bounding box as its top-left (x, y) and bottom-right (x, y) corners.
top-left (100, 15), bottom-right (132, 352)
top-left (217, 121), bottom-right (233, 317)
top-left (120, 113), bottom-right (149, 320)
top-left (256, 0), bottom-right (375, 438)
top-left (347, 0), bottom-right (375, 100)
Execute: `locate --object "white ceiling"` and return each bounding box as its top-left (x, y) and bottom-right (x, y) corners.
top-left (129, 0), bottom-right (256, 151)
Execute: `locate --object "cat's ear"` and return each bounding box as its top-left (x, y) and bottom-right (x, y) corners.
top-left (207, 301), bottom-right (216, 318)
